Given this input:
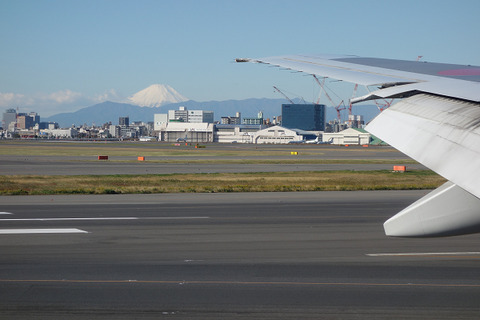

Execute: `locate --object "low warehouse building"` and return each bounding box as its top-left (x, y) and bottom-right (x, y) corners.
top-left (158, 122), bottom-right (214, 143)
top-left (322, 128), bottom-right (371, 145)
top-left (214, 124), bottom-right (265, 143)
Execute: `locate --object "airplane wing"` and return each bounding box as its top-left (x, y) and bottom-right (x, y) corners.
top-left (237, 54), bottom-right (480, 237)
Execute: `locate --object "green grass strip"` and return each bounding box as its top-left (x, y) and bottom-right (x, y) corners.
top-left (0, 170), bottom-right (446, 196)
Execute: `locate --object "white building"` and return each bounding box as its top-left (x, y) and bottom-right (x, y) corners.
top-left (252, 125), bottom-right (314, 144)
top-left (322, 128), bottom-right (371, 145)
top-left (166, 106), bottom-right (214, 123)
top-left (47, 122), bottom-right (59, 130)
top-left (347, 114), bottom-right (364, 128)
top-left (168, 106), bottom-right (189, 122)
top-left (221, 112), bottom-right (241, 125)
top-left (109, 125), bottom-right (120, 138)
top-left (215, 124), bottom-right (264, 143)
top-left (158, 122), bottom-right (214, 143)
top-left (40, 128), bottom-right (78, 139)
top-left (154, 114), bottom-right (168, 131)
top-left (188, 110), bottom-right (214, 123)
top-left (156, 107), bottom-right (214, 132)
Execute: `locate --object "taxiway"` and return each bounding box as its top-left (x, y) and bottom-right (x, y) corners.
top-left (1, 192), bottom-right (479, 319)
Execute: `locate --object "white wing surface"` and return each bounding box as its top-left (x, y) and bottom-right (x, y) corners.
top-left (238, 54), bottom-right (480, 237)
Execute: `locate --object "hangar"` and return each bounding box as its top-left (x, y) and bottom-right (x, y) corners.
top-left (158, 122), bottom-right (214, 143)
top-left (322, 128), bottom-right (371, 145)
top-left (253, 125), bottom-right (317, 144)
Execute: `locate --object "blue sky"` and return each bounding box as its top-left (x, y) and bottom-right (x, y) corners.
top-left (1, 0), bottom-right (479, 116)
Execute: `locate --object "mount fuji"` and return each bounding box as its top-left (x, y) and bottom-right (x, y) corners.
top-left (128, 84), bottom-right (189, 108)
top-left (43, 83), bottom-right (381, 127)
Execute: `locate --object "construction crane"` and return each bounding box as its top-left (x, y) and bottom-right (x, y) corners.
top-left (312, 75), bottom-right (345, 120)
top-left (348, 84), bottom-right (358, 116)
top-left (374, 98), bottom-right (393, 112)
top-left (363, 85), bottom-right (393, 112)
top-left (273, 86), bottom-right (295, 104)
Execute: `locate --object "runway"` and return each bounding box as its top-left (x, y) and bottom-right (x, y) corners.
top-left (0, 147), bottom-right (426, 176)
top-left (1, 192), bottom-right (480, 319)
top-left (0, 158), bottom-right (427, 175)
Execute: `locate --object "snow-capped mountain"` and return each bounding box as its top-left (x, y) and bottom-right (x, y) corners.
top-left (128, 84), bottom-right (188, 108)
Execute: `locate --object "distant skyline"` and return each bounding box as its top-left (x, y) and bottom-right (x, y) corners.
top-left (1, 0), bottom-right (479, 116)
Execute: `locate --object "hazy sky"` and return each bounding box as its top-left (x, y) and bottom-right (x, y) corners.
top-left (1, 0), bottom-right (479, 116)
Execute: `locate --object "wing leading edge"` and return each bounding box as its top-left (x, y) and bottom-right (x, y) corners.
top-left (238, 54), bottom-right (480, 237)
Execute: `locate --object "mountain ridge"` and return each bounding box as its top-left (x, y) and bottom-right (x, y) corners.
top-left (128, 84), bottom-right (188, 108)
top-left (44, 98), bottom-right (380, 128)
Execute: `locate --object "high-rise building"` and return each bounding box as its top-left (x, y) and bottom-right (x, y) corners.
top-left (16, 113), bottom-right (39, 129)
top-left (16, 114), bottom-right (28, 129)
top-left (242, 117), bottom-right (263, 125)
top-left (221, 112), bottom-right (241, 125)
top-left (188, 110), bottom-right (214, 123)
top-left (347, 114), bottom-right (364, 128)
top-left (119, 116), bottom-right (129, 127)
top-left (168, 106), bottom-right (214, 123)
top-left (2, 109), bottom-right (17, 130)
top-left (168, 106), bottom-right (188, 122)
top-left (29, 112), bottom-right (40, 127)
top-left (242, 111), bottom-right (263, 125)
top-left (281, 104), bottom-right (325, 131)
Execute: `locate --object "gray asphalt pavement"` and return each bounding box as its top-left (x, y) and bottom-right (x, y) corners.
top-left (0, 144), bottom-right (425, 175)
top-left (0, 158), bottom-right (426, 175)
top-left (1, 192), bottom-right (479, 319)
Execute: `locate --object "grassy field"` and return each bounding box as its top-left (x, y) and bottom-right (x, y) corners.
top-left (0, 171), bottom-right (446, 195)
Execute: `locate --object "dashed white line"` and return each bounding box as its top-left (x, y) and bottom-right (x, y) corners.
top-left (145, 217), bottom-right (209, 220)
top-left (0, 217), bottom-right (139, 221)
top-left (0, 212), bottom-right (13, 215)
top-left (0, 216), bottom-right (209, 221)
top-left (367, 252), bottom-right (480, 257)
top-left (0, 228), bottom-right (88, 234)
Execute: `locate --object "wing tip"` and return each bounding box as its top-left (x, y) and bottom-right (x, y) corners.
top-left (235, 58), bottom-right (251, 63)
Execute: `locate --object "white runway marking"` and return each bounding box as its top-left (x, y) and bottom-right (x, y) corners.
top-left (145, 217), bottom-right (210, 220)
top-left (0, 228), bottom-right (88, 234)
top-left (0, 212), bottom-right (13, 215)
top-left (367, 252), bottom-right (480, 257)
top-left (0, 216), bottom-right (209, 221)
top-left (0, 217), bottom-right (139, 221)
